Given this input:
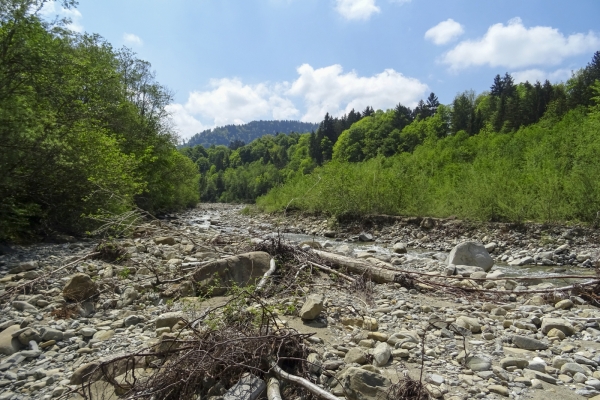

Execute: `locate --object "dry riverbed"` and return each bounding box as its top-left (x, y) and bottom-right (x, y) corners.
top-left (0, 204), bottom-right (599, 400)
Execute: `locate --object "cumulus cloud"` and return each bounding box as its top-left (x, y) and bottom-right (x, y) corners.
top-left (425, 19), bottom-right (464, 45)
top-left (123, 33), bottom-right (143, 46)
top-left (39, 1), bottom-right (84, 32)
top-left (288, 64), bottom-right (428, 122)
top-left (511, 68), bottom-right (572, 84)
top-left (334, 0), bottom-right (380, 21)
top-left (168, 65), bottom-right (427, 139)
top-left (442, 18), bottom-right (600, 70)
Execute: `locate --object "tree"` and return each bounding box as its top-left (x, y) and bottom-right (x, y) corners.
top-left (426, 92), bottom-right (440, 116)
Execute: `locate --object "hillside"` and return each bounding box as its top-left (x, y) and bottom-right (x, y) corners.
top-left (183, 120), bottom-right (319, 148)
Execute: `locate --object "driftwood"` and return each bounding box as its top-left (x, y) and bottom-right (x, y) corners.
top-left (313, 249), bottom-right (600, 295)
top-left (269, 360), bottom-right (341, 400)
top-left (266, 377), bottom-right (283, 400)
top-left (257, 259), bottom-right (277, 291)
top-left (313, 250), bottom-right (397, 283)
top-left (307, 261), bottom-right (356, 283)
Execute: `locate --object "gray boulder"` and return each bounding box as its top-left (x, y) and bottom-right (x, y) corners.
top-left (191, 252), bottom-right (271, 296)
top-left (338, 367), bottom-right (391, 400)
top-left (512, 335), bottom-right (548, 350)
top-left (541, 318), bottom-right (575, 336)
top-left (63, 273), bottom-right (99, 302)
top-left (372, 342), bottom-right (391, 367)
top-left (0, 325), bottom-right (24, 356)
top-left (448, 242), bottom-right (494, 272)
top-left (299, 294), bottom-right (324, 320)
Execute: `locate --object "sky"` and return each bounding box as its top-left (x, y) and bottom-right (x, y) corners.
top-left (42, 0), bottom-right (600, 139)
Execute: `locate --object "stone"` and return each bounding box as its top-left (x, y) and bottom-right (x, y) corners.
top-left (531, 379), bottom-right (543, 389)
top-left (447, 241), bottom-right (494, 272)
top-left (547, 328), bottom-right (566, 340)
top-left (120, 286), bottom-right (138, 307)
top-left (80, 327), bottom-right (97, 337)
top-left (527, 357), bottom-right (547, 372)
top-left (392, 242), bottom-right (407, 254)
top-left (488, 385), bottom-right (509, 397)
top-left (307, 353), bottom-right (321, 374)
top-left (40, 327), bottom-right (64, 342)
top-left (358, 232), bottom-right (373, 242)
top-left (0, 325), bottom-right (24, 356)
top-left (11, 301), bottom-right (38, 312)
top-left (223, 373), bottom-right (265, 400)
top-left (456, 316), bottom-right (481, 333)
top-left (454, 265), bottom-right (485, 277)
top-left (70, 362), bottom-right (101, 385)
top-left (8, 261), bottom-right (38, 274)
top-left (191, 252), bottom-right (272, 296)
top-left (561, 362), bottom-right (591, 376)
top-left (541, 318), bottom-right (575, 336)
top-left (124, 315), bottom-right (145, 327)
top-left (523, 369), bottom-right (558, 384)
top-left (509, 256), bottom-right (535, 266)
top-left (16, 328), bottom-right (40, 346)
top-left (367, 332), bottom-right (388, 342)
top-left (154, 236), bottom-right (176, 245)
top-left (555, 299), bottom-right (574, 309)
top-left (299, 294), bottom-right (324, 320)
top-left (372, 342), bottom-right (391, 367)
top-left (338, 367), bottom-right (391, 400)
top-left (345, 347), bottom-right (367, 364)
top-left (466, 356), bottom-right (491, 371)
top-left (63, 273), bottom-right (99, 302)
top-left (156, 312), bottom-right (183, 329)
top-left (93, 330), bottom-right (114, 341)
top-left (512, 335), bottom-right (548, 350)
top-left (500, 357), bottom-right (528, 369)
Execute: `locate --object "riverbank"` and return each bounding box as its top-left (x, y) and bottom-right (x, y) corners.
top-left (0, 204), bottom-right (599, 399)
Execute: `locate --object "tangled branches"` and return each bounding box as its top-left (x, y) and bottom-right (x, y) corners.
top-left (81, 290), bottom-right (319, 400)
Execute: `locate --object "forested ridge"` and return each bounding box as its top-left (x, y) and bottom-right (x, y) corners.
top-left (183, 120), bottom-right (319, 148)
top-left (0, 0), bottom-right (199, 241)
top-left (183, 51), bottom-right (600, 225)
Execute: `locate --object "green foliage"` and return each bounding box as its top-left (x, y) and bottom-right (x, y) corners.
top-left (0, 3), bottom-right (199, 240)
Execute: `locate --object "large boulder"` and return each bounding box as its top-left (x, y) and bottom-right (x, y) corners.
top-left (541, 318), bottom-right (575, 336)
top-left (447, 242), bottom-right (494, 272)
top-left (63, 273), bottom-right (99, 302)
top-left (299, 294), bottom-right (324, 320)
top-left (0, 325), bottom-right (25, 356)
top-left (191, 252), bottom-right (271, 296)
top-left (337, 367), bottom-right (391, 400)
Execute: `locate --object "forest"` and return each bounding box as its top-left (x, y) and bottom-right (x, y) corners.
top-left (183, 51), bottom-right (600, 224)
top-left (183, 120), bottom-right (319, 148)
top-left (0, 0), bottom-right (200, 241)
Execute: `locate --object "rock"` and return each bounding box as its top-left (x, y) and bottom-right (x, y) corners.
top-left (372, 342), bottom-right (391, 367)
top-left (531, 378), bottom-right (543, 389)
top-left (561, 362), bottom-right (591, 376)
top-left (541, 318), bottom-right (575, 336)
top-left (338, 367), bottom-right (391, 400)
top-left (447, 241), bottom-right (494, 272)
top-left (80, 327), bottom-right (97, 337)
top-left (16, 328), bottom-right (40, 346)
top-left (8, 261), bottom-right (38, 274)
top-left (11, 301), bottom-right (38, 312)
top-left (456, 316), bottom-right (481, 333)
top-left (299, 241), bottom-right (322, 249)
top-left (488, 385), bottom-right (509, 397)
top-left (466, 356), bottom-right (491, 371)
top-left (358, 232), bottom-right (373, 242)
top-left (299, 294), bottom-right (324, 320)
top-left (392, 242), bottom-right (407, 254)
top-left (120, 287), bottom-right (138, 307)
top-left (93, 330), bottom-right (114, 341)
top-left (554, 244), bottom-right (569, 254)
top-left (547, 328), bottom-right (566, 340)
top-left (191, 252), bottom-right (271, 296)
top-left (500, 357), bottom-right (528, 369)
top-left (512, 335), bottom-right (548, 350)
top-left (554, 299), bottom-right (574, 309)
top-left (345, 347), bottom-right (367, 364)
top-left (63, 273), bottom-right (99, 302)
top-left (523, 369), bottom-right (558, 384)
top-left (454, 265), bottom-right (485, 277)
top-left (40, 328), bottom-right (63, 342)
top-left (427, 374), bottom-right (445, 386)
top-left (154, 236), bottom-right (176, 245)
top-left (527, 357), bottom-right (547, 372)
top-left (509, 256), bottom-right (535, 266)
top-left (124, 315), bottom-right (145, 327)
top-left (223, 373), bottom-right (265, 400)
top-left (307, 353), bottom-right (322, 374)
top-left (156, 312), bottom-right (183, 330)
top-left (70, 362), bottom-right (101, 385)
top-left (0, 325), bottom-right (24, 356)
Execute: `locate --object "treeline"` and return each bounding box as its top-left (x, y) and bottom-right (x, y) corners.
top-left (184, 120), bottom-right (319, 148)
top-left (183, 51), bottom-right (600, 224)
top-left (0, 1), bottom-right (199, 241)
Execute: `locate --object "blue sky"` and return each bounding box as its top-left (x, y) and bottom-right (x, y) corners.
top-left (43, 0), bottom-right (600, 139)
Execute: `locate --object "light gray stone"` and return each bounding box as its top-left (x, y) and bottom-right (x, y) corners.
top-left (299, 294), bottom-right (324, 320)
top-left (448, 241), bottom-right (494, 272)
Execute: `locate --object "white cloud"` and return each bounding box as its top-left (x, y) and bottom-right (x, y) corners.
top-left (511, 68), bottom-right (572, 84)
top-left (168, 65), bottom-right (427, 139)
top-left (39, 1), bottom-right (83, 32)
top-left (123, 33), bottom-right (143, 46)
top-left (442, 18), bottom-right (600, 70)
top-left (334, 0), bottom-right (380, 21)
top-left (288, 64), bottom-right (428, 122)
top-left (425, 19), bottom-right (464, 45)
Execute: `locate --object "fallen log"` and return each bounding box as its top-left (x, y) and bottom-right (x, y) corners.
top-left (267, 377), bottom-right (283, 400)
top-left (269, 360), bottom-right (341, 400)
top-left (313, 250), bottom-right (397, 283)
top-left (307, 261), bottom-right (356, 283)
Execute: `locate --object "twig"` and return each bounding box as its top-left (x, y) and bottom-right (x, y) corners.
top-left (307, 261), bottom-right (356, 283)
